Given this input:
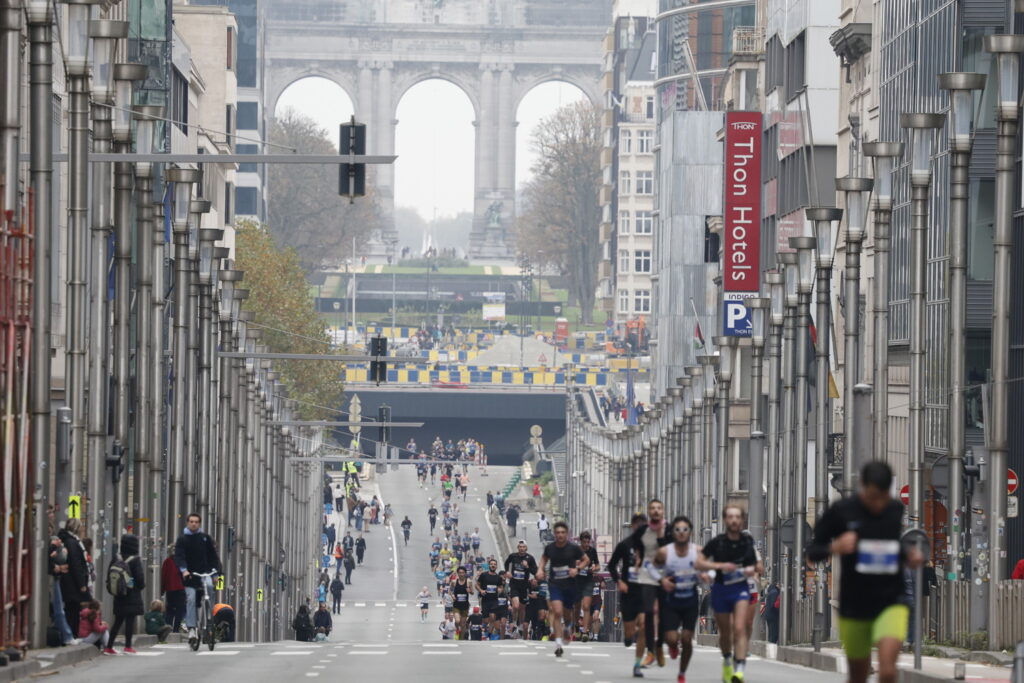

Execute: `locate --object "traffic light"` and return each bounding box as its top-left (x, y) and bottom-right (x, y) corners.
top-left (378, 404), bottom-right (391, 445)
top-left (339, 116), bottom-right (366, 198)
top-left (369, 336), bottom-right (387, 384)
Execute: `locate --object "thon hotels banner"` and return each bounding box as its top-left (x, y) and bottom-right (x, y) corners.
top-left (723, 111), bottom-right (763, 293)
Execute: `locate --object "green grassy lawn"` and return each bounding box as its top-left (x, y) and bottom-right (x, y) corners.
top-left (377, 265), bottom-right (487, 275)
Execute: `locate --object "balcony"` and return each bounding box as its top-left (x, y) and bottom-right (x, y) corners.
top-left (732, 26), bottom-right (765, 56)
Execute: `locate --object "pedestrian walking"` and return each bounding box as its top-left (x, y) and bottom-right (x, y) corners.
top-left (313, 602), bottom-right (333, 639)
top-left (506, 505), bottom-right (519, 536)
top-left (344, 551), bottom-right (356, 584)
top-left (486, 491), bottom-right (494, 510)
top-left (160, 545), bottom-right (185, 633)
top-left (292, 604), bottom-right (313, 642)
top-left (536, 514), bottom-right (550, 543)
top-left (106, 533), bottom-right (146, 654)
top-left (355, 534), bottom-right (367, 564)
top-left (330, 574), bottom-right (344, 614)
top-left (57, 518), bottom-right (91, 637)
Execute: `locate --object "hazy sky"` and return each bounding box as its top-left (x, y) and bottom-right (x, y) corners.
top-left (275, 77), bottom-right (588, 220)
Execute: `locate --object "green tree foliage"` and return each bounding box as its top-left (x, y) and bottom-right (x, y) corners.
top-left (516, 101), bottom-right (602, 324)
top-left (268, 108), bottom-right (385, 271)
top-left (234, 220), bottom-right (344, 420)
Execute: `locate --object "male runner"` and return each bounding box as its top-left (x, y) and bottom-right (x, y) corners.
top-left (806, 461), bottom-right (922, 683)
top-left (651, 516), bottom-right (703, 683)
top-left (576, 531), bottom-right (600, 641)
top-left (631, 499), bottom-right (671, 668)
top-left (416, 586), bottom-right (432, 622)
top-left (608, 513), bottom-right (647, 678)
top-left (451, 566), bottom-right (473, 638)
top-left (493, 581), bottom-right (511, 639)
top-left (537, 521), bottom-right (584, 657)
top-left (428, 504), bottom-right (438, 534)
top-left (697, 505), bottom-right (761, 683)
top-left (477, 558), bottom-right (504, 635)
top-left (504, 540), bottom-right (538, 634)
top-left (467, 606), bottom-right (485, 641)
top-left (524, 579), bottom-right (549, 640)
top-left (401, 516), bottom-right (412, 546)
top-left (588, 580), bottom-right (603, 641)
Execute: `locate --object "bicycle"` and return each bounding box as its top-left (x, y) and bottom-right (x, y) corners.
top-left (188, 571), bottom-right (220, 652)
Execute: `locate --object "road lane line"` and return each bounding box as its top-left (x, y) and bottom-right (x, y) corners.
top-left (567, 663), bottom-right (580, 668)
top-left (198, 650), bottom-right (241, 656)
top-left (305, 674), bottom-right (319, 677)
top-left (423, 644), bottom-right (459, 648)
top-left (354, 602), bottom-right (367, 607)
top-left (271, 651), bottom-right (315, 655)
top-left (374, 602), bottom-right (387, 607)
top-left (395, 603), bottom-right (408, 607)
top-left (348, 651), bottom-right (388, 655)
top-left (128, 651), bottom-right (165, 656)
top-left (352, 643), bottom-right (389, 647)
top-left (580, 671), bottom-right (593, 675)
top-left (424, 651), bottom-right (461, 655)
top-left (569, 653), bottom-right (610, 657)
top-left (499, 652), bottom-right (538, 656)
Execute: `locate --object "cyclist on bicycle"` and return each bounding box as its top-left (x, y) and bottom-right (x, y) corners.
top-left (173, 512), bottom-right (223, 641)
top-left (401, 516), bottom-right (412, 545)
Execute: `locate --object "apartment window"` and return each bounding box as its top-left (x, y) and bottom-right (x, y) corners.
top-left (634, 249), bottom-right (651, 273)
top-left (636, 170), bottom-right (654, 195)
top-left (620, 170), bottom-right (631, 195)
top-left (635, 210), bottom-right (653, 234)
top-left (637, 129), bottom-right (653, 154)
top-left (237, 101), bottom-right (258, 130)
top-left (618, 289), bottom-right (630, 313)
top-left (237, 143), bottom-right (259, 173)
top-left (224, 182), bottom-right (233, 224)
top-left (225, 104), bottom-right (234, 143)
top-left (634, 289), bottom-right (651, 313)
top-left (620, 129), bottom-right (632, 153)
top-left (226, 27), bottom-right (235, 70)
top-left (704, 222), bottom-right (720, 263)
top-left (171, 67), bottom-right (188, 134)
top-left (645, 95), bottom-right (655, 119)
top-left (619, 250), bottom-right (630, 274)
top-left (968, 178), bottom-right (995, 280)
top-left (236, 186), bottom-right (259, 216)
top-left (784, 31), bottom-right (806, 102)
top-left (619, 210), bottom-right (631, 234)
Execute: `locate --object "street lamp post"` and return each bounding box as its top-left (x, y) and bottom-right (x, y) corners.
top-left (167, 166), bottom-right (201, 533)
top-left (699, 354), bottom-right (718, 540)
top-left (747, 298), bottom-right (769, 553)
top-left (983, 35), bottom-right (1024, 648)
top-left (687, 364), bottom-right (704, 531)
top-left (862, 141), bottom-right (904, 467)
top-left (778, 250), bottom-right (798, 646)
top-left (765, 270), bottom-right (784, 586)
top-left (713, 336), bottom-right (736, 518)
top-left (27, 0), bottom-right (56, 647)
top-left (196, 224), bottom-right (221, 528)
top-left (901, 111), bottom-right (945, 668)
top-left (937, 70), bottom-right (987, 631)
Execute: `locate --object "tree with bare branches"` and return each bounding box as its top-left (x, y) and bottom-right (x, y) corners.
top-left (516, 101), bottom-right (602, 324)
top-left (268, 109), bottom-right (385, 270)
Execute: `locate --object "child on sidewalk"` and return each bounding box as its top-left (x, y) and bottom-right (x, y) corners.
top-left (144, 599), bottom-right (173, 643)
top-left (78, 600), bottom-right (112, 653)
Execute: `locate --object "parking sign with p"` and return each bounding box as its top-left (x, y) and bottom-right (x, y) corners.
top-left (723, 299), bottom-right (752, 337)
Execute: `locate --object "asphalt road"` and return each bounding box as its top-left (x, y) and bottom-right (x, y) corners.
top-left (42, 464), bottom-right (846, 682)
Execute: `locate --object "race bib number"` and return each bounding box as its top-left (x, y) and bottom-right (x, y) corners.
top-left (486, 585), bottom-right (497, 594)
top-left (723, 568), bottom-right (746, 585)
top-left (674, 572), bottom-right (697, 599)
top-left (552, 566), bottom-right (570, 580)
top-left (626, 567), bottom-right (639, 582)
top-left (497, 597), bottom-right (507, 606)
top-left (578, 567), bottom-right (589, 577)
top-left (512, 569), bottom-right (526, 580)
top-left (592, 584), bottom-right (602, 596)
top-left (855, 539), bottom-right (900, 575)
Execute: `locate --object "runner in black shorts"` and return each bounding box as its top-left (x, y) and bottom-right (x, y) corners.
top-left (524, 580), bottom-right (549, 640)
top-left (631, 500), bottom-right (672, 670)
top-left (588, 579), bottom-right (604, 641)
top-left (504, 540), bottom-right (538, 635)
top-left (576, 531), bottom-right (600, 641)
top-left (538, 521), bottom-right (584, 657)
top-left (452, 566), bottom-right (472, 638)
top-left (651, 516), bottom-right (703, 683)
top-left (608, 513), bottom-right (647, 678)
top-left (477, 558), bottom-right (504, 636)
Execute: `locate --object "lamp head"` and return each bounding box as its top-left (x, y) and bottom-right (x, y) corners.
top-left (862, 141), bottom-right (904, 211)
top-left (778, 252), bottom-right (799, 307)
top-left (89, 20), bottom-right (128, 103)
top-left (806, 207), bottom-right (843, 268)
top-left (26, 0), bottom-right (55, 24)
top-left (900, 113), bottom-right (946, 186)
top-left (938, 72), bottom-right (988, 153)
top-left (747, 298), bottom-right (769, 347)
top-left (765, 271), bottom-right (783, 326)
top-left (166, 167), bottom-right (201, 230)
top-left (788, 236), bottom-right (817, 292)
top-left (63, 0), bottom-right (102, 77)
top-left (834, 177), bottom-right (871, 243)
top-left (131, 105), bottom-right (164, 178)
top-left (983, 35), bottom-right (1024, 121)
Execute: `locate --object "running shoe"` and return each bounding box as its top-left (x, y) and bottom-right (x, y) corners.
top-left (669, 643), bottom-right (680, 659)
top-left (642, 652), bottom-right (655, 668)
top-left (554, 645), bottom-right (564, 657)
top-left (656, 646), bottom-right (666, 667)
top-left (123, 647), bottom-right (138, 654)
top-left (677, 675), bottom-right (686, 683)
top-left (632, 665), bottom-right (644, 678)
top-left (102, 648), bottom-right (118, 656)
top-left (722, 663), bottom-right (733, 683)
top-left (731, 672), bottom-right (744, 683)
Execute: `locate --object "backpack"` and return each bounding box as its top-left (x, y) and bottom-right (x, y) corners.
top-left (107, 556), bottom-right (136, 597)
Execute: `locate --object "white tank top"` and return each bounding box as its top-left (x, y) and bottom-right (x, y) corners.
top-left (664, 543), bottom-right (699, 602)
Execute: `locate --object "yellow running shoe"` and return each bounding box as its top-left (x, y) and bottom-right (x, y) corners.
top-left (731, 670), bottom-right (745, 683)
top-left (722, 664), bottom-right (733, 683)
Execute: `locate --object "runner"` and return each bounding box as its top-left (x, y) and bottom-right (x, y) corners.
top-left (476, 558), bottom-right (504, 636)
top-left (607, 513), bottom-right (647, 678)
top-left (806, 461), bottom-right (922, 683)
top-left (401, 516), bottom-right (412, 546)
top-left (451, 566), bottom-right (473, 638)
top-left (576, 531), bottom-right (600, 641)
top-left (524, 579), bottom-right (549, 641)
top-left (631, 499), bottom-right (671, 669)
top-left (588, 580), bottom-right (604, 641)
top-left (742, 531), bottom-right (762, 642)
top-left (697, 505), bottom-right (760, 683)
top-left (504, 540), bottom-right (538, 635)
top-left (416, 586), bottom-right (432, 623)
top-left (428, 503), bottom-right (438, 534)
top-left (537, 521), bottom-right (584, 657)
top-left (467, 606), bottom-right (485, 641)
top-left (471, 527), bottom-right (482, 554)
top-left (651, 516), bottom-right (703, 683)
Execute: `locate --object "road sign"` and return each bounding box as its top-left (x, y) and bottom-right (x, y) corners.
top-left (530, 425), bottom-right (543, 438)
top-left (1009, 496), bottom-right (1019, 519)
top-left (67, 495), bottom-right (81, 519)
top-left (1009, 467), bottom-right (1019, 495)
top-left (723, 298), bottom-right (752, 337)
top-left (216, 575), bottom-right (225, 591)
top-left (900, 485), bottom-right (910, 506)
top-left (538, 353), bottom-right (547, 364)
top-left (256, 588), bottom-right (264, 602)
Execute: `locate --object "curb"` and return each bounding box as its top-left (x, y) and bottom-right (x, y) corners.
top-left (13, 631), bottom-right (187, 682)
top-left (0, 660), bottom-right (40, 683)
top-left (697, 634), bottom-right (967, 683)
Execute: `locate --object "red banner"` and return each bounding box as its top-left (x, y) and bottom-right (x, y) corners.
top-left (724, 111), bottom-right (763, 293)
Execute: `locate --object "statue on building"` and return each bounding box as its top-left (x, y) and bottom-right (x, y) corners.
top-left (484, 201), bottom-right (503, 228)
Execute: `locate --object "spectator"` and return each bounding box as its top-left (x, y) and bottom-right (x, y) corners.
top-left (344, 551), bottom-right (356, 585)
top-left (57, 518), bottom-right (91, 637)
top-left (78, 599), bottom-right (110, 651)
top-left (486, 491), bottom-right (494, 510)
top-left (506, 504), bottom-right (519, 536)
top-left (107, 533), bottom-right (146, 654)
top-left (160, 544), bottom-right (185, 632)
top-left (330, 574), bottom-right (344, 614)
top-left (144, 600), bottom-right (173, 643)
top-left (532, 482), bottom-right (541, 498)
top-left (536, 513), bottom-right (550, 542)
top-left (325, 523), bottom-right (336, 549)
top-left (763, 582), bottom-right (780, 644)
top-left (48, 535), bottom-right (77, 645)
top-left (1012, 557), bottom-right (1024, 579)
top-left (313, 601), bottom-right (333, 638)
top-left (292, 604), bottom-right (313, 642)
top-left (213, 603), bottom-right (236, 642)
top-left (356, 535), bottom-right (367, 564)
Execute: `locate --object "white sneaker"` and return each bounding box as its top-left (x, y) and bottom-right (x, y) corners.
top-left (188, 627), bottom-right (197, 639)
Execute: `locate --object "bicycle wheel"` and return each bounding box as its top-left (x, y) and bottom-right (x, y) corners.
top-left (206, 624), bottom-right (215, 651)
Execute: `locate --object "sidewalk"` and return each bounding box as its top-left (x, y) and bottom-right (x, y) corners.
top-left (696, 634), bottom-right (1013, 683)
top-left (6, 633), bottom-right (183, 683)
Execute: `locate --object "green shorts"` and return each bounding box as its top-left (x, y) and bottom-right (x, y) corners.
top-left (838, 604), bottom-right (909, 660)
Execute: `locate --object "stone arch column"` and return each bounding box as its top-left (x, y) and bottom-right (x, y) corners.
top-left (470, 63), bottom-right (515, 259)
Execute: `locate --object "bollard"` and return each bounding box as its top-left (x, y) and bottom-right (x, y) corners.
top-left (1012, 640), bottom-right (1023, 683)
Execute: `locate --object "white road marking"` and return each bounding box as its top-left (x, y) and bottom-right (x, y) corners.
top-left (305, 673), bottom-right (319, 678)
top-left (493, 643), bottom-right (528, 648)
top-left (423, 644), bottom-right (459, 648)
top-left (153, 644), bottom-right (187, 649)
top-left (395, 603), bottom-right (408, 607)
top-left (567, 663), bottom-right (580, 668)
top-left (581, 671), bottom-right (593, 676)
top-left (374, 602), bottom-right (387, 607)
top-left (127, 651), bottom-right (164, 656)
top-left (271, 651), bottom-right (314, 655)
top-left (569, 653), bottom-right (610, 657)
top-left (226, 643), bottom-right (256, 648)
top-left (424, 651), bottom-right (461, 655)
top-left (285, 644), bottom-right (313, 648)
top-left (348, 651), bottom-right (388, 655)
top-left (354, 602), bottom-right (367, 607)
top-left (499, 652), bottom-right (538, 656)
top-left (198, 650), bottom-right (241, 656)
top-left (352, 644), bottom-right (388, 648)
top-left (319, 659), bottom-right (331, 662)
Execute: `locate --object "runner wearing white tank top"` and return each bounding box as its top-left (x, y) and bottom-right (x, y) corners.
top-left (649, 515), bottom-right (703, 683)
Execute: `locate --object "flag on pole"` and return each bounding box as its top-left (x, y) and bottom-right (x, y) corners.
top-left (690, 298), bottom-right (705, 349)
top-left (625, 371), bottom-right (637, 425)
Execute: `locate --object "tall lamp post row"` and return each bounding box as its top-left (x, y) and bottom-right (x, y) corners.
top-left (18, 1), bottom-right (322, 647)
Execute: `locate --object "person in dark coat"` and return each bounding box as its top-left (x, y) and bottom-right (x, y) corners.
top-left (292, 604), bottom-right (313, 642)
top-left (107, 534), bottom-right (146, 653)
top-left (160, 545), bottom-right (185, 632)
top-left (57, 518), bottom-right (91, 636)
top-left (343, 552), bottom-right (356, 584)
top-left (355, 535), bottom-right (366, 564)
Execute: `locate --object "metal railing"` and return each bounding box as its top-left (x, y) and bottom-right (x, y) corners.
top-left (732, 26), bottom-right (765, 55)
top-left (932, 579), bottom-right (1024, 649)
top-left (789, 597), bottom-right (816, 644)
top-left (994, 580), bottom-right (1024, 649)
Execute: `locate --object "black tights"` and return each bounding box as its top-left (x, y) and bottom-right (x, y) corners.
top-left (109, 614), bottom-right (135, 649)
